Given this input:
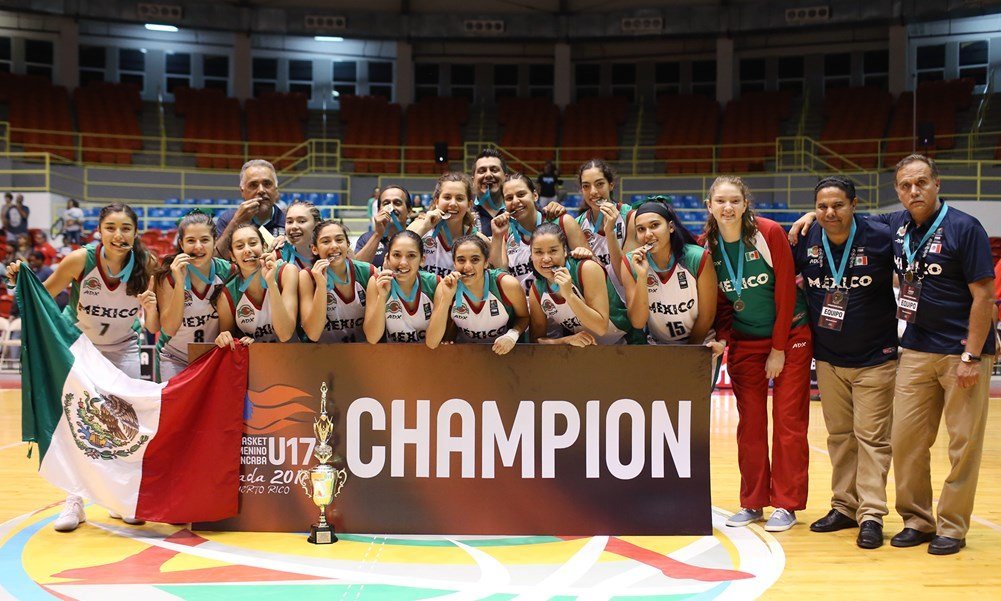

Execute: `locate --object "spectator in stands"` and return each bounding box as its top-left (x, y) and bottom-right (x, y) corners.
top-left (10, 251), bottom-right (68, 314)
top-left (3, 193), bottom-right (30, 242)
top-left (12, 234), bottom-right (32, 263)
top-left (537, 161), bottom-right (562, 205)
top-left (32, 230), bottom-right (59, 266)
top-left (355, 185), bottom-right (414, 268)
top-left (215, 159), bottom-right (285, 259)
top-left (63, 198), bottom-right (84, 245)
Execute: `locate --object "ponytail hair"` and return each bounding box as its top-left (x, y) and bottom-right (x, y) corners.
top-left (638, 196), bottom-right (697, 263)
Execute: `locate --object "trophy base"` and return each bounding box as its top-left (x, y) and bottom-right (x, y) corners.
top-left (308, 523), bottom-right (337, 544)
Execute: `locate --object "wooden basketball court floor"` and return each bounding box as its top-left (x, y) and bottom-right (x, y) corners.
top-left (1, 387), bottom-right (999, 600)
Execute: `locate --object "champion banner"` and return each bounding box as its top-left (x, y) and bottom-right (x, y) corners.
top-left (17, 268), bottom-right (248, 523)
top-left (194, 343), bottom-right (713, 536)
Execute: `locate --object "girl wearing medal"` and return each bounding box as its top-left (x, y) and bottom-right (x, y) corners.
top-left (356, 185), bottom-right (414, 268)
top-left (364, 230), bottom-right (439, 343)
top-left (214, 223), bottom-right (299, 346)
top-left (7, 203), bottom-right (159, 533)
top-left (408, 172), bottom-right (486, 278)
top-left (154, 210), bottom-right (233, 382)
top-left (527, 223), bottom-right (642, 346)
top-left (489, 173), bottom-right (588, 295)
top-left (426, 235), bottom-right (529, 355)
top-left (299, 220), bottom-right (375, 343)
top-left (704, 175), bottom-right (812, 533)
top-left (574, 159), bottom-right (638, 298)
top-left (622, 200), bottom-right (717, 345)
top-left (277, 200), bottom-right (321, 269)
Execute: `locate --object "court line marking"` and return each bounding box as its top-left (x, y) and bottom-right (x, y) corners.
top-left (0, 443), bottom-right (23, 452)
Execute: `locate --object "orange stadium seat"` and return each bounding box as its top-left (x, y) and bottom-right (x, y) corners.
top-left (656, 94), bottom-right (720, 174)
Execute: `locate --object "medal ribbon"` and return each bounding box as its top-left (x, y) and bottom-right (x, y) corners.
top-left (325, 260), bottom-right (352, 290)
top-left (646, 251), bottom-right (676, 274)
top-left (455, 274), bottom-right (489, 309)
top-left (184, 259), bottom-right (216, 291)
top-left (101, 244), bottom-right (135, 282)
top-left (903, 202), bottom-right (949, 269)
top-left (821, 219), bottom-right (857, 288)
top-left (238, 268), bottom-right (267, 293)
top-left (281, 244), bottom-right (312, 268)
top-left (716, 234), bottom-right (746, 300)
top-left (390, 277), bottom-right (420, 304)
top-left (475, 192), bottom-right (502, 213)
top-left (510, 212), bottom-right (542, 242)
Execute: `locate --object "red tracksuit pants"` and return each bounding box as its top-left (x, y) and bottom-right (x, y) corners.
top-left (727, 324), bottom-right (812, 511)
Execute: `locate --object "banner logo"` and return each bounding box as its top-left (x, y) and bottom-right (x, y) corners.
top-left (63, 391), bottom-right (150, 460)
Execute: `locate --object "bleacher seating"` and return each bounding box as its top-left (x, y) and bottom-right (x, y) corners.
top-left (403, 97), bottom-right (467, 174)
top-left (655, 94), bottom-right (720, 174)
top-left (175, 86), bottom-right (243, 170)
top-left (340, 95), bottom-right (402, 174)
top-left (560, 96), bottom-right (628, 174)
top-left (820, 87), bottom-right (892, 169)
top-left (75, 82), bottom-right (142, 165)
top-left (718, 90), bottom-right (792, 173)
top-left (4, 73), bottom-right (75, 160)
top-left (498, 97), bottom-right (560, 173)
top-left (883, 78), bottom-right (974, 168)
top-left (246, 92), bottom-right (308, 170)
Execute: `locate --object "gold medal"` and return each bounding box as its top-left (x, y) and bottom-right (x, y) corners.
top-left (904, 270), bottom-right (915, 283)
top-left (733, 299), bottom-right (745, 312)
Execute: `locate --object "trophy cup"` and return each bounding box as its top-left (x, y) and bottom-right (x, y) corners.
top-left (306, 382), bottom-right (348, 544)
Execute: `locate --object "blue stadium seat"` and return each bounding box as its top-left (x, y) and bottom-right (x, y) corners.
top-left (631, 194), bottom-right (646, 204)
top-left (198, 199), bottom-right (215, 206)
top-left (564, 194), bottom-right (582, 209)
top-left (83, 219), bottom-right (98, 231)
top-left (279, 192), bottom-right (293, 203)
top-left (182, 198), bottom-right (198, 205)
top-left (306, 193), bottom-right (321, 203)
top-left (166, 208), bottom-right (185, 219)
top-left (164, 197), bottom-right (180, 205)
top-left (682, 195), bottom-right (698, 207)
top-left (323, 193), bottom-right (340, 206)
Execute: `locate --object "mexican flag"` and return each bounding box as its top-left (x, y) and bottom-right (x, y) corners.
top-left (17, 267), bottom-right (248, 523)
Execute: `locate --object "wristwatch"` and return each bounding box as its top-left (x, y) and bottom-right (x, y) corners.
top-left (960, 352), bottom-right (981, 363)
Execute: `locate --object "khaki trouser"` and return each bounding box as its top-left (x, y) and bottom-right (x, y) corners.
top-left (816, 359), bottom-right (896, 525)
top-left (892, 349), bottom-right (992, 539)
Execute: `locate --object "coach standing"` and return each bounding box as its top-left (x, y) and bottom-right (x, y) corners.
top-left (883, 154), bottom-right (995, 555)
top-left (793, 176), bottom-right (898, 549)
top-left (215, 159), bottom-right (285, 258)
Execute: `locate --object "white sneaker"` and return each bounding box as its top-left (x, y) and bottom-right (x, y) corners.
top-left (108, 511), bottom-right (146, 526)
top-left (726, 508), bottom-right (764, 527)
top-left (764, 508), bottom-right (797, 532)
top-left (53, 495), bottom-right (86, 532)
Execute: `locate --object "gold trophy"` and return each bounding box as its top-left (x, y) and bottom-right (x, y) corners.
top-left (305, 382), bottom-right (348, 544)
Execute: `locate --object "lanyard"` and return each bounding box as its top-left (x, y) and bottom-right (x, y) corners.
top-left (238, 269), bottom-right (267, 293)
top-left (184, 259), bottom-right (216, 291)
top-left (325, 260), bottom-right (351, 289)
top-left (101, 244), bottom-right (135, 282)
top-left (387, 209), bottom-right (404, 234)
top-left (646, 251), bottom-right (676, 274)
top-left (281, 244), bottom-right (312, 268)
top-left (716, 234), bottom-right (746, 298)
top-left (456, 274), bottom-right (489, 309)
top-left (475, 192), bottom-right (502, 213)
top-left (433, 220), bottom-right (455, 246)
top-left (390, 277), bottom-right (420, 304)
top-left (821, 219), bottom-right (857, 288)
top-left (510, 212), bottom-right (542, 241)
top-left (903, 202), bottom-right (949, 268)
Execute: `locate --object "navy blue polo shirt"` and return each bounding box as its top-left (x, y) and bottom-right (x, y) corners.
top-left (214, 204), bottom-right (285, 240)
top-left (794, 216), bottom-right (898, 367)
top-left (354, 230), bottom-right (387, 267)
top-left (870, 202), bottom-right (996, 355)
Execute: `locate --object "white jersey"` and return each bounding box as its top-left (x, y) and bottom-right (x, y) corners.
top-left (577, 206), bottom-right (630, 299)
top-left (318, 259), bottom-right (374, 343)
top-left (451, 270), bottom-right (516, 343)
top-left (66, 243), bottom-right (142, 354)
top-left (384, 272), bottom-right (438, 343)
top-left (420, 223), bottom-right (474, 278)
top-left (641, 245), bottom-right (706, 344)
top-left (505, 215), bottom-right (566, 296)
top-left (225, 264), bottom-right (292, 343)
top-left (157, 257), bottom-right (231, 362)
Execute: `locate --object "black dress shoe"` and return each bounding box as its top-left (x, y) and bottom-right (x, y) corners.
top-left (809, 509), bottom-right (859, 532)
top-left (856, 521), bottom-right (883, 549)
top-left (890, 527), bottom-right (936, 547)
top-left (928, 535), bottom-right (966, 555)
